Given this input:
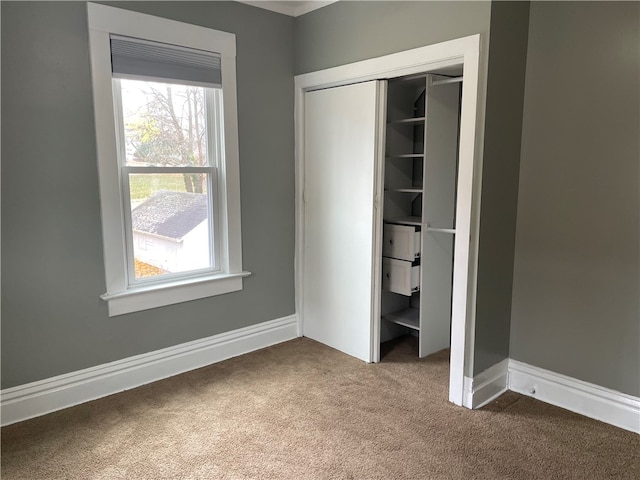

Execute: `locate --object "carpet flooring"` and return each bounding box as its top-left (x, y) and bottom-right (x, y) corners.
top-left (2, 336), bottom-right (639, 479)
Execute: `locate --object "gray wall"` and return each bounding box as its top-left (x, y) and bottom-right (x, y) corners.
top-left (294, 1), bottom-right (491, 75)
top-left (472, 1), bottom-right (529, 374)
top-left (510, 2), bottom-right (640, 396)
top-left (1, 1), bottom-right (295, 388)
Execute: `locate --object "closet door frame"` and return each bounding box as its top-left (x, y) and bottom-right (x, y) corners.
top-left (295, 34), bottom-right (483, 408)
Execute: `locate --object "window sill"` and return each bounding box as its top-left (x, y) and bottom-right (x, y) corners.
top-left (101, 271), bottom-right (251, 316)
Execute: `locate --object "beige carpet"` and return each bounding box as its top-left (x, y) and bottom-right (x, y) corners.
top-left (2, 336), bottom-right (639, 479)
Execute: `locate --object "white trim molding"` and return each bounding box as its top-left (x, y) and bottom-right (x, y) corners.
top-left (463, 358), bottom-right (509, 409)
top-left (508, 360), bottom-right (640, 434)
top-left (0, 316), bottom-right (298, 427)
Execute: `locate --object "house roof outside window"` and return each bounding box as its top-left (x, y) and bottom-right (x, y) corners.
top-left (131, 190), bottom-right (208, 241)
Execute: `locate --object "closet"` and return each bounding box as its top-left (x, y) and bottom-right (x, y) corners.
top-left (381, 74), bottom-right (461, 358)
top-left (301, 72), bottom-right (462, 363)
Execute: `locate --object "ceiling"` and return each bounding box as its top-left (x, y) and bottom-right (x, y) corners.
top-left (238, 1), bottom-right (338, 17)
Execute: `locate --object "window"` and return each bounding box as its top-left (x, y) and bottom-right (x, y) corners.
top-left (88, 4), bottom-right (249, 316)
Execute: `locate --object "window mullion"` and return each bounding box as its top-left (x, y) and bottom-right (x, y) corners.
top-left (121, 173), bottom-right (137, 286)
top-left (209, 166), bottom-right (219, 270)
top-left (113, 79), bottom-right (137, 285)
top-left (205, 88), bottom-right (221, 271)
top-left (112, 79), bottom-right (127, 169)
top-left (122, 166), bottom-right (213, 174)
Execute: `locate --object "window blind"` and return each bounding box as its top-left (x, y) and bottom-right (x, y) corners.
top-left (110, 35), bottom-right (222, 88)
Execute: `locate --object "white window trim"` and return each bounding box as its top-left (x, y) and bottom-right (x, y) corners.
top-left (87, 3), bottom-right (249, 316)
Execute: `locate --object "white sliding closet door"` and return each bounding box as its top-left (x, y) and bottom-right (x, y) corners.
top-left (302, 81), bottom-right (383, 363)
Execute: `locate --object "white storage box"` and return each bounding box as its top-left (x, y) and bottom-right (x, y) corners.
top-left (382, 257), bottom-right (420, 296)
top-left (382, 224), bottom-right (421, 261)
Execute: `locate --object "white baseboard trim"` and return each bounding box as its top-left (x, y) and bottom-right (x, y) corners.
top-left (508, 359), bottom-right (640, 434)
top-left (463, 358), bottom-right (509, 409)
top-left (0, 315), bottom-right (298, 427)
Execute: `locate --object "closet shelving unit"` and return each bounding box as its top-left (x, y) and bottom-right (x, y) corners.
top-left (380, 74), bottom-right (462, 357)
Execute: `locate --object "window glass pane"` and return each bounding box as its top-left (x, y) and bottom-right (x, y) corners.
top-left (121, 79), bottom-right (210, 167)
top-left (130, 173), bottom-right (212, 280)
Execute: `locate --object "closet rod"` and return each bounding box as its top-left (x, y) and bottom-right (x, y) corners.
top-left (426, 226), bottom-right (456, 234)
top-left (432, 76), bottom-right (463, 86)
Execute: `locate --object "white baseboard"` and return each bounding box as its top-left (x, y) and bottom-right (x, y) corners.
top-left (508, 359), bottom-right (640, 434)
top-left (0, 315), bottom-right (298, 427)
top-left (463, 358), bottom-right (509, 409)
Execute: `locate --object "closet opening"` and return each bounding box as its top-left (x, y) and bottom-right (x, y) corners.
top-left (295, 35), bottom-right (482, 407)
top-left (379, 72), bottom-right (463, 362)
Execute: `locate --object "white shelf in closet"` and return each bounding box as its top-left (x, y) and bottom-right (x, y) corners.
top-left (383, 308), bottom-right (420, 331)
top-left (385, 216), bottom-right (422, 226)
